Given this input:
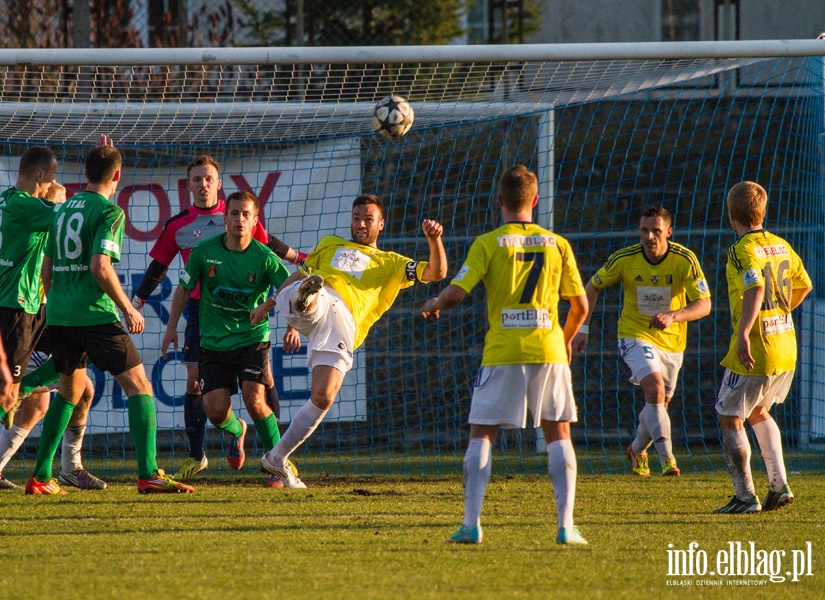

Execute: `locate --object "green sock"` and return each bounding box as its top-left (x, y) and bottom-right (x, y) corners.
top-left (128, 394), bottom-right (159, 479)
top-left (253, 413), bottom-right (280, 452)
top-left (218, 413), bottom-right (243, 438)
top-left (20, 358), bottom-right (59, 397)
top-left (32, 394), bottom-right (75, 482)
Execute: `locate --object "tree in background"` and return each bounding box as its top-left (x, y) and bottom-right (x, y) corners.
top-left (237, 0), bottom-right (469, 47)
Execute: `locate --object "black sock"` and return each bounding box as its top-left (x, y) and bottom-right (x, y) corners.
top-left (265, 386), bottom-right (281, 421)
top-left (184, 393), bottom-right (207, 460)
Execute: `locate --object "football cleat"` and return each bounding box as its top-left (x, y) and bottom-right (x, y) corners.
top-left (172, 455), bottom-right (208, 480)
top-left (25, 477), bottom-right (67, 495)
top-left (714, 495), bottom-right (761, 514)
top-left (556, 526), bottom-right (588, 545)
top-left (626, 444), bottom-right (650, 477)
top-left (447, 525), bottom-right (483, 544)
top-left (137, 469), bottom-right (194, 494)
top-left (58, 468), bottom-right (108, 490)
top-left (261, 453), bottom-right (306, 488)
top-left (661, 457), bottom-right (681, 477)
top-left (294, 275), bottom-right (324, 313)
top-left (264, 474), bottom-right (284, 488)
top-left (762, 484), bottom-right (794, 511)
top-left (0, 473), bottom-right (20, 490)
top-left (227, 420), bottom-right (247, 470)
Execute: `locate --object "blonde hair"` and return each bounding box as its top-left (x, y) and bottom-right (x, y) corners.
top-left (727, 181), bottom-right (766, 227)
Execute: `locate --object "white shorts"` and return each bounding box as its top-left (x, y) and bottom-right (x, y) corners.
top-left (715, 369), bottom-right (794, 420)
top-left (618, 338), bottom-right (684, 398)
top-left (276, 280), bottom-right (356, 374)
top-left (468, 363), bottom-right (577, 429)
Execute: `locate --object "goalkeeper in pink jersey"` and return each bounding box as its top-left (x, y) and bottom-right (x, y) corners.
top-left (132, 155), bottom-right (306, 480)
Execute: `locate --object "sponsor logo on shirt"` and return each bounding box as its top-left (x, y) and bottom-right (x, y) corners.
top-left (634, 275), bottom-right (644, 282)
top-left (651, 275), bottom-right (659, 283)
top-left (742, 269), bottom-right (760, 287)
top-left (100, 239), bottom-right (119, 253)
top-left (208, 265), bottom-right (217, 278)
top-left (454, 265), bottom-right (470, 282)
top-left (181, 271), bottom-right (191, 284)
top-left (246, 272), bottom-right (257, 284)
top-left (666, 274), bottom-right (673, 284)
top-left (697, 278), bottom-right (709, 294)
top-left (593, 273), bottom-right (602, 285)
top-left (496, 234), bottom-right (557, 248)
top-left (405, 261), bottom-right (418, 281)
top-left (754, 244), bottom-right (789, 258)
top-left (500, 308), bottom-right (553, 329)
top-left (761, 313), bottom-right (794, 336)
top-left (330, 247), bottom-right (371, 279)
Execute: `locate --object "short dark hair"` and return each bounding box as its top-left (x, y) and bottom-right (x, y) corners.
top-left (640, 205), bottom-right (672, 227)
top-left (85, 145), bottom-right (122, 184)
top-left (352, 194), bottom-right (384, 219)
top-left (187, 155), bottom-right (220, 178)
top-left (497, 165), bottom-right (538, 212)
top-left (226, 190), bottom-right (259, 215)
top-left (19, 146), bottom-right (56, 178)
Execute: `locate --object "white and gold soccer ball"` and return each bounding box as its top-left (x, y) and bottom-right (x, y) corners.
top-left (372, 95), bottom-right (414, 139)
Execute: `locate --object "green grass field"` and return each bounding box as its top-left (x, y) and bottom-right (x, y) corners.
top-left (1, 469), bottom-right (822, 600)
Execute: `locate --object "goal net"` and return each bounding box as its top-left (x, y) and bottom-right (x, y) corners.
top-left (1, 42), bottom-right (823, 478)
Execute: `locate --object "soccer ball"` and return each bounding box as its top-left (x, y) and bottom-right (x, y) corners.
top-left (372, 95), bottom-right (414, 138)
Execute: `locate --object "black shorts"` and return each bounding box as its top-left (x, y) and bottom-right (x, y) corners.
top-left (0, 305), bottom-right (47, 382)
top-left (49, 322), bottom-right (142, 376)
top-left (199, 342), bottom-right (273, 396)
top-left (183, 298), bottom-right (201, 364)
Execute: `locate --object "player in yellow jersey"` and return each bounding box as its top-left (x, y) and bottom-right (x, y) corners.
top-left (573, 206), bottom-right (711, 477)
top-left (714, 182), bottom-right (811, 514)
top-left (260, 194), bottom-right (447, 487)
top-left (421, 165), bottom-right (589, 545)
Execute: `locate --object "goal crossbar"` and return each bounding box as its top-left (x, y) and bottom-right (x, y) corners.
top-left (2, 40), bottom-right (825, 67)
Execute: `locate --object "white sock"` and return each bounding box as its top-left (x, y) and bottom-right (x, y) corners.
top-left (721, 429), bottom-right (756, 500)
top-left (547, 439), bottom-right (577, 529)
top-left (0, 425), bottom-right (31, 472)
top-left (267, 400), bottom-right (327, 464)
top-left (61, 425), bottom-right (85, 473)
top-left (641, 402), bottom-right (672, 463)
top-left (462, 438), bottom-right (491, 529)
top-left (751, 419), bottom-right (787, 491)
top-left (631, 405), bottom-right (652, 455)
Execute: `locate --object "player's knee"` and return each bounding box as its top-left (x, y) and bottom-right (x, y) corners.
top-left (310, 393), bottom-right (335, 411)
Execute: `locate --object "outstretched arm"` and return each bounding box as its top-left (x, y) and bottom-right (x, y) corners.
top-left (420, 219), bottom-right (447, 283)
top-left (420, 284), bottom-right (467, 320)
top-left (132, 259), bottom-right (170, 309)
top-left (648, 296), bottom-right (711, 330)
top-left (161, 284), bottom-right (190, 359)
top-left (91, 253), bottom-right (144, 334)
top-left (572, 280), bottom-right (601, 354)
top-left (563, 294), bottom-right (589, 363)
